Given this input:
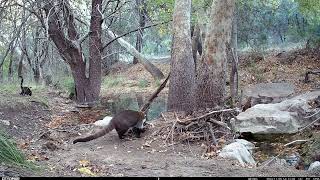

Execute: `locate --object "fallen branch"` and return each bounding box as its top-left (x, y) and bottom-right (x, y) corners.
top-left (206, 122), bottom-right (217, 145)
top-left (161, 113), bottom-right (168, 121)
top-left (177, 108), bottom-right (236, 125)
top-left (208, 118), bottom-right (231, 130)
top-left (298, 116), bottom-right (320, 133)
top-left (284, 139), bottom-right (311, 147)
top-left (165, 116), bottom-right (177, 143)
top-left (304, 110), bottom-right (320, 119)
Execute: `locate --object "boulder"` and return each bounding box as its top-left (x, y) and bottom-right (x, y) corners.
top-left (308, 161), bottom-right (320, 171)
top-left (243, 82), bottom-right (295, 104)
top-left (232, 91), bottom-right (320, 134)
top-left (218, 139), bottom-right (256, 167)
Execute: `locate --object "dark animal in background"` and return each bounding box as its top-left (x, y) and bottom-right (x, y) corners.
top-left (19, 76), bottom-right (32, 96)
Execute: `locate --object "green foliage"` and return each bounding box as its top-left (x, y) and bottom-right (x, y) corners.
top-left (0, 83), bottom-right (20, 94)
top-left (155, 79), bottom-right (162, 87)
top-left (55, 77), bottom-right (75, 94)
top-left (0, 129), bottom-right (36, 169)
top-left (103, 76), bottom-right (124, 88)
top-left (138, 79), bottom-right (149, 88)
top-left (295, 0), bottom-right (320, 24)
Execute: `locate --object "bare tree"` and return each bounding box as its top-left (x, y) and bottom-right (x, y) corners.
top-left (167, 0), bottom-right (195, 113)
top-left (133, 0), bottom-right (147, 64)
top-left (195, 0), bottom-right (235, 109)
top-left (39, 0), bottom-right (103, 104)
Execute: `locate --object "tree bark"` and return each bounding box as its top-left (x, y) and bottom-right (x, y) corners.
top-left (133, 0), bottom-right (147, 64)
top-left (167, 0), bottom-right (195, 113)
top-left (43, 0), bottom-right (103, 104)
top-left (191, 22), bottom-right (202, 70)
top-left (229, 10), bottom-right (239, 107)
top-left (195, 0), bottom-right (235, 109)
top-left (8, 46), bottom-right (14, 81)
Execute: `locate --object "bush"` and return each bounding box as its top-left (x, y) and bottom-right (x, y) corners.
top-left (103, 76), bottom-right (124, 88)
top-left (0, 129), bottom-right (35, 169)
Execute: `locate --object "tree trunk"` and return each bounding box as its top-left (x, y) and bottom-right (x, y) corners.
top-left (43, 0), bottom-right (103, 104)
top-left (167, 0), bottom-right (195, 113)
top-left (229, 10), bottom-right (239, 107)
top-left (8, 47), bottom-right (14, 81)
top-left (191, 22), bottom-right (202, 70)
top-left (17, 54), bottom-right (24, 78)
top-left (195, 0), bottom-right (235, 109)
top-left (87, 0), bottom-right (103, 102)
top-left (107, 30), bottom-right (164, 80)
top-left (133, 0), bottom-right (146, 64)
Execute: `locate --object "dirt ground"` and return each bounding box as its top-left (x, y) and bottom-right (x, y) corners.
top-left (1, 49), bottom-right (320, 177)
top-left (0, 94), bottom-right (315, 177)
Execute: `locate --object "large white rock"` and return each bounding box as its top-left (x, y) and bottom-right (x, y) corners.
top-left (308, 161), bottom-right (320, 171)
top-left (232, 91), bottom-right (320, 134)
top-left (218, 139), bottom-right (256, 167)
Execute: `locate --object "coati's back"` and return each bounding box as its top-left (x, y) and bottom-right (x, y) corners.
top-left (113, 110), bottom-right (145, 131)
top-left (73, 110), bottom-right (145, 143)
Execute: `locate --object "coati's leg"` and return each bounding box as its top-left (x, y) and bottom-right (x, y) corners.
top-left (116, 128), bottom-right (127, 139)
top-left (132, 127), bottom-right (142, 138)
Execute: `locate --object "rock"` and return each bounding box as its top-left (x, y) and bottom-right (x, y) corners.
top-left (232, 91), bottom-right (320, 134)
top-left (94, 116), bottom-right (112, 127)
top-left (262, 157), bottom-right (287, 167)
top-left (285, 153), bottom-right (301, 167)
top-left (0, 120), bottom-right (10, 126)
top-left (308, 161), bottom-right (320, 171)
top-left (243, 82), bottom-right (295, 105)
top-left (218, 139), bottom-right (256, 167)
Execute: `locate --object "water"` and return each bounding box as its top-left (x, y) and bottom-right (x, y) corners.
top-left (102, 94), bottom-right (167, 121)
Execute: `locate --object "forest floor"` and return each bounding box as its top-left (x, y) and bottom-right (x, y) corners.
top-left (0, 48), bottom-right (320, 177)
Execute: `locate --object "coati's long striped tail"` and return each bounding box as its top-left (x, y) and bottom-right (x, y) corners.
top-left (73, 123), bottom-right (115, 144)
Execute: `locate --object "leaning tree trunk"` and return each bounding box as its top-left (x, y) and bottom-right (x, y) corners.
top-left (167, 0), bottom-right (195, 113)
top-left (107, 30), bottom-right (164, 80)
top-left (195, 0), bottom-right (235, 109)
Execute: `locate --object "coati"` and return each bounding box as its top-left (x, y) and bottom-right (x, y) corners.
top-left (19, 76), bottom-right (32, 96)
top-left (73, 73), bottom-right (171, 144)
top-left (73, 110), bottom-right (145, 143)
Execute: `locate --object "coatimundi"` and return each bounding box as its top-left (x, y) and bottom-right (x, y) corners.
top-left (73, 110), bottom-right (145, 143)
top-left (73, 73), bottom-right (171, 144)
top-left (19, 76), bottom-right (32, 96)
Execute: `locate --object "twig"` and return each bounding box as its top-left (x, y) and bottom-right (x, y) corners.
top-left (206, 122), bottom-right (217, 145)
top-left (261, 154), bottom-right (281, 168)
top-left (165, 115), bottom-right (177, 143)
top-left (177, 108), bottom-right (236, 125)
top-left (298, 116), bottom-right (320, 133)
top-left (207, 118), bottom-right (231, 130)
top-left (304, 110), bottom-right (320, 119)
top-left (161, 113), bottom-right (168, 121)
top-left (185, 121), bottom-right (198, 130)
top-left (284, 139), bottom-right (311, 147)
